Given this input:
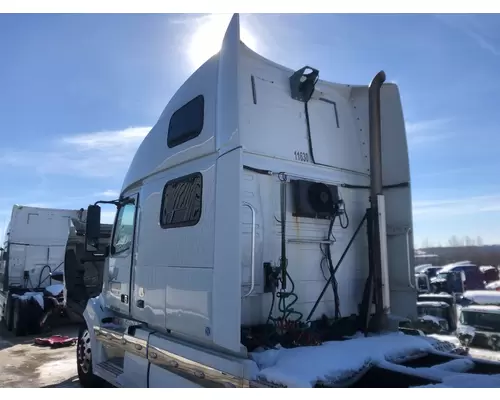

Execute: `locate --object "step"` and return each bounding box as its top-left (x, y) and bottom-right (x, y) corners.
top-left (96, 357), bottom-right (124, 379)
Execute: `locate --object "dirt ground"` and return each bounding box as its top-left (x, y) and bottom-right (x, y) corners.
top-left (2, 326), bottom-right (500, 388)
top-left (0, 324), bottom-right (81, 388)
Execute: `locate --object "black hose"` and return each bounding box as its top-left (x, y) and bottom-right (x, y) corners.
top-left (279, 173), bottom-right (288, 289)
top-left (38, 265), bottom-right (52, 289)
top-left (38, 261), bottom-right (64, 288)
top-left (325, 216), bottom-right (341, 319)
top-left (267, 271), bottom-right (303, 325)
top-left (304, 103), bottom-right (316, 164)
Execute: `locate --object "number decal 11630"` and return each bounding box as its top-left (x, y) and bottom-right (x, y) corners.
top-left (294, 151), bottom-right (310, 163)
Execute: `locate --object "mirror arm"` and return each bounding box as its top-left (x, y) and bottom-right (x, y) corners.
top-left (94, 198), bottom-right (132, 207)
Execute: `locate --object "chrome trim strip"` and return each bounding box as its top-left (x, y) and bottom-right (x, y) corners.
top-left (94, 326), bottom-right (125, 347)
top-left (94, 326), bottom-right (148, 359)
top-left (93, 326), bottom-right (274, 388)
top-left (123, 333), bottom-right (148, 359)
top-left (148, 344), bottom-right (250, 388)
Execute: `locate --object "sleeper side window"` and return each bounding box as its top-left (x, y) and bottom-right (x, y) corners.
top-left (112, 202), bottom-right (136, 254)
top-left (167, 95), bottom-right (204, 148)
top-left (160, 173), bottom-right (202, 229)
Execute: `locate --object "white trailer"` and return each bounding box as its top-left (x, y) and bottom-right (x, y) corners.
top-left (75, 15), bottom-right (500, 388)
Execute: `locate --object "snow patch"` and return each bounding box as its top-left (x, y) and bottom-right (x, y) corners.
top-left (428, 334), bottom-right (460, 347)
top-left (419, 315), bottom-right (444, 325)
top-left (457, 324), bottom-right (476, 337)
top-left (430, 358), bottom-right (474, 373)
top-left (486, 280), bottom-right (500, 290)
top-left (462, 290), bottom-right (500, 305)
top-left (12, 292), bottom-right (44, 309)
top-left (250, 332), bottom-right (436, 388)
top-left (45, 284), bottom-right (64, 296)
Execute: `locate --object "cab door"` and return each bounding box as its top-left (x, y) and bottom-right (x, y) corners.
top-left (105, 193), bottom-right (138, 316)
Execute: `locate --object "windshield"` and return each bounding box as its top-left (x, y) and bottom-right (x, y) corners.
top-left (461, 311), bottom-right (500, 332)
top-left (427, 268), bottom-right (440, 278)
top-left (435, 272), bottom-right (447, 281)
top-left (418, 306), bottom-right (448, 319)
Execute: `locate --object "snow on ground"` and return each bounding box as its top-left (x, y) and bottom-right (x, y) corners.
top-left (250, 332), bottom-right (500, 388)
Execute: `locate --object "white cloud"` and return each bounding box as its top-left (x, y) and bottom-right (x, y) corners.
top-left (0, 126), bottom-right (151, 179)
top-left (413, 194), bottom-right (500, 218)
top-left (413, 167), bottom-right (473, 179)
top-left (434, 14), bottom-right (500, 57)
top-left (101, 210), bottom-right (117, 224)
top-left (405, 118), bottom-right (453, 145)
top-left (95, 190), bottom-right (120, 198)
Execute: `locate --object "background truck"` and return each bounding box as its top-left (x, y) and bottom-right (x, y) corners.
top-left (0, 204), bottom-right (112, 336)
top-left (63, 215), bottom-right (112, 322)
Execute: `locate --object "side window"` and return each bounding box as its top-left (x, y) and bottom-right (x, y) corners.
top-left (167, 95), bottom-right (204, 148)
top-left (160, 173), bottom-right (202, 229)
top-left (112, 202), bottom-right (136, 254)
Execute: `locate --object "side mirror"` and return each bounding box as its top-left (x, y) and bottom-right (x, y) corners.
top-left (85, 204), bottom-right (102, 252)
top-left (2, 251), bottom-right (7, 261)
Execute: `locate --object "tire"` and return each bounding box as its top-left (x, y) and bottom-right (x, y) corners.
top-left (4, 294), bottom-right (14, 331)
top-left (12, 298), bottom-right (27, 337)
top-left (77, 324), bottom-right (106, 388)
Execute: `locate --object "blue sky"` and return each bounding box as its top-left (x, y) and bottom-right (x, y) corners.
top-left (1, 13), bottom-right (500, 247)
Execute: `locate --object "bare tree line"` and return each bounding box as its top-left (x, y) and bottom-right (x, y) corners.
top-left (421, 235), bottom-right (485, 249)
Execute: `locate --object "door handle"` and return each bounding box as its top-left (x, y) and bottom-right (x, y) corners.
top-left (136, 300), bottom-right (145, 308)
top-left (121, 294), bottom-right (129, 304)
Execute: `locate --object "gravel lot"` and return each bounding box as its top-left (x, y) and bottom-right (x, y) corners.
top-left (0, 324), bottom-right (80, 388)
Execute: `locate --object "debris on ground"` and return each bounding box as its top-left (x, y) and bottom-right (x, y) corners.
top-left (34, 335), bottom-right (77, 348)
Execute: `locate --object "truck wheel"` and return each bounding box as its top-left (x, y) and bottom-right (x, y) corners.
top-left (77, 324), bottom-right (105, 387)
top-left (12, 299), bottom-right (27, 337)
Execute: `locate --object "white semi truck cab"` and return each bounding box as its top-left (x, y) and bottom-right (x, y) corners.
top-left (76, 14), bottom-right (452, 388)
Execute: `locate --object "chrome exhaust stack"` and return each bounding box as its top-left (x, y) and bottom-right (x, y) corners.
top-left (367, 71), bottom-right (390, 328)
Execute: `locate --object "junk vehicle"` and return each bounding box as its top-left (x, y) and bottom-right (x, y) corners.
top-left (0, 205), bottom-right (111, 336)
top-left (456, 291), bottom-right (500, 351)
top-left (75, 15), bottom-right (500, 388)
top-left (480, 266), bottom-right (499, 285)
top-left (457, 306), bottom-right (500, 351)
top-left (416, 293), bottom-right (457, 334)
top-left (431, 262), bottom-right (484, 292)
top-left (414, 265), bottom-right (442, 294)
